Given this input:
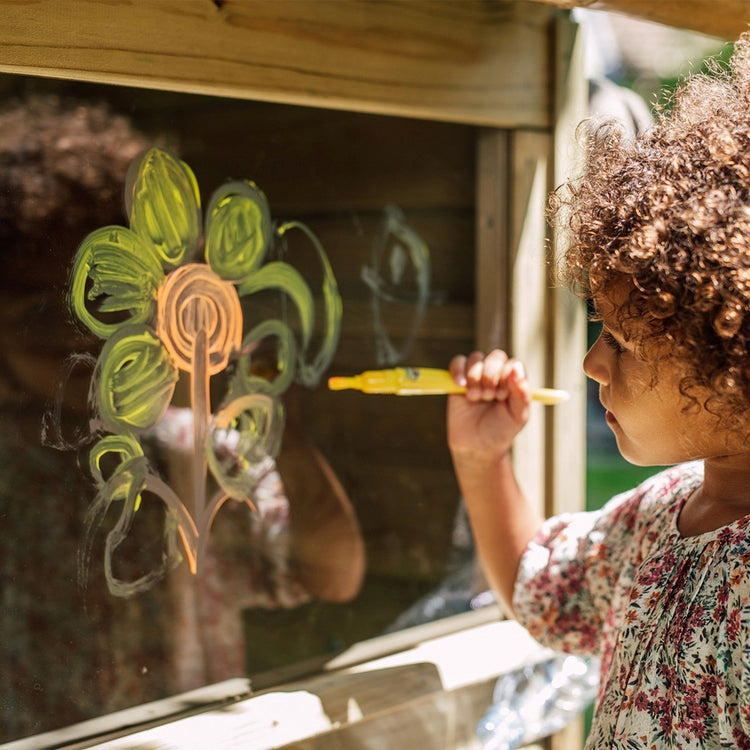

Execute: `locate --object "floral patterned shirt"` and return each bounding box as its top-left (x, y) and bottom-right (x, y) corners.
top-left (513, 462), bottom-right (750, 749)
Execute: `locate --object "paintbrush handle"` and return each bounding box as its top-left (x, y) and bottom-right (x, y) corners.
top-left (328, 367), bottom-right (569, 405)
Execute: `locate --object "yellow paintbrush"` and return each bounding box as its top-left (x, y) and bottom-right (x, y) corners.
top-left (328, 367), bottom-right (569, 405)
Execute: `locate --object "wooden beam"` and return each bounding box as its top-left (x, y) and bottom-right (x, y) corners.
top-left (475, 129), bottom-right (512, 351)
top-left (0, 0), bottom-right (558, 128)
top-left (22, 616), bottom-right (555, 750)
top-left (531, 0), bottom-right (746, 41)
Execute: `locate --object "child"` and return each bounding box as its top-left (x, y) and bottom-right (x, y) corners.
top-left (448, 33), bottom-right (750, 749)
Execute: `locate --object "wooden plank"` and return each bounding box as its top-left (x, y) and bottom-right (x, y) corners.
top-left (71, 620), bottom-right (551, 750)
top-left (509, 130), bottom-right (553, 518)
top-left (547, 14), bottom-right (588, 520)
top-left (475, 129), bottom-right (511, 351)
top-left (547, 17), bottom-right (588, 750)
top-left (0, 0), bottom-right (556, 128)
top-left (475, 129), bottom-right (556, 520)
top-left (172, 104), bottom-right (478, 216)
top-left (531, 0), bottom-right (745, 41)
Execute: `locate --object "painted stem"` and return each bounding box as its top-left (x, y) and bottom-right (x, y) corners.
top-left (191, 320), bottom-right (210, 525)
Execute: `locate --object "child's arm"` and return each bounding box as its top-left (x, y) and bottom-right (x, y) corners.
top-left (447, 350), bottom-right (544, 617)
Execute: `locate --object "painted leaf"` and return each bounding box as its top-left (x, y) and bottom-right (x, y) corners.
top-left (237, 260), bottom-right (315, 349)
top-left (88, 433), bottom-right (144, 489)
top-left (229, 318), bottom-right (298, 399)
top-left (207, 393), bottom-right (282, 500)
top-left (70, 225), bottom-right (164, 338)
top-left (276, 221), bottom-right (342, 387)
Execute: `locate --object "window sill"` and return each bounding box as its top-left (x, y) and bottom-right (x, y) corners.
top-left (9, 608), bottom-right (555, 750)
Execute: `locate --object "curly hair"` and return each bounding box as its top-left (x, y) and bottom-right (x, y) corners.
top-left (553, 33), bottom-right (750, 423)
top-left (0, 94), bottom-right (152, 289)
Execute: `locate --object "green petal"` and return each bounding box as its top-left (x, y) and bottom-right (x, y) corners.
top-left (70, 225), bottom-right (164, 338)
top-left (128, 148), bottom-right (201, 269)
top-left (207, 394), bottom-right (282, 499)
top-left (237, 261), bottom-right (314, 348)
top-left (89, 434), bottom-right (144, 489)
top-left (276, 221), bottom-right (342, 387)
top-left (96, 325), bottom-right (178, 433)
top-left (228, 319), bottom-right (297, 399)
top-left (205, 181), bottom-right (271, 282)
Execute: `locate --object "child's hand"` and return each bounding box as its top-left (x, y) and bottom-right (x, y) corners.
top-left (446, 350), bottom-right (531, 463)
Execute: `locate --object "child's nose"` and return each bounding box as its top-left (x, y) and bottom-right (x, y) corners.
top-left (583, 335), bottom-right (609, 385)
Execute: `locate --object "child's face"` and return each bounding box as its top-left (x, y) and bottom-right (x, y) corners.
top-left (583, 286), bottom-right (746, 467)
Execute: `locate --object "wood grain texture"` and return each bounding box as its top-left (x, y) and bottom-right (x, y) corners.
top-left (509, 129), bottom-right (553, 520)
top-left (0, 0), bottom-right (557, 127)
top-left (547, 16), bottom-right (588, 520)
top-left (76, 618), bottom-right (552, 750)
top-left (475, 129), bottom-right (511, 351)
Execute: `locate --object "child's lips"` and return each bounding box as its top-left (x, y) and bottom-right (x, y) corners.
top-left (600, 398), bottom-right (617, 425)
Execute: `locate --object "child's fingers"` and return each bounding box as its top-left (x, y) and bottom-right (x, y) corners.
top-left (478, 350), bottom-right (512, 400)
top-left (461, 351), bottom-right (493, 399)
top-left (450, 350), bottom-right (531, 406)
top-left (457, 349), bottom-right (513, 401)
top-left (506, 360), bottom-right (531, 422)
top-left (448, 354), bottom-right (469, 387)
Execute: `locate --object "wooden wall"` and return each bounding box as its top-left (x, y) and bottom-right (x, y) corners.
top-left (0, 71), bottom-right (478, 668)
top-left (0, 2), bottom-right (589, 746)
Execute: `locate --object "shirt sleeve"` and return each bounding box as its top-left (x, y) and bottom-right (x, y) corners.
top-left (512, 484), bottom-right (647, 658)
top-left (733, 561), bottom-right (750, 740)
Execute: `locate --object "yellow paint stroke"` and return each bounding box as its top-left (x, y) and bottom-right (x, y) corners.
top-left (66, 147), bottom-right (342, 596)
top-left (95, 325), bottom-right (178, 434)
top-left (361, 205), bottom-right (430, 366)
top-left (127, 148), bottom-right (202, 269)
top-left (230, 318), bottom-right (297, 399)
top-left (274, 221), bottom-right (342, 387)
top-left (207, 393), bottom-right (280, 501)
top-left (89, 433), bottom-right (145, 488)
top-left (70, 226), bottom-right (164, 338)
top-left (205, 181), bottom-right (271, 282)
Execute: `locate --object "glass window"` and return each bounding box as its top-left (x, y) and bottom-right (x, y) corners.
top-left (0, 75), bottom-right (478, 744)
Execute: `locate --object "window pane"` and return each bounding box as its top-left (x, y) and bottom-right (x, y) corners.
top-left (0, 76), bottom-right (478, 743)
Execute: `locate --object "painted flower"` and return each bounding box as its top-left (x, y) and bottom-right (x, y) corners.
top-left (70, 147), bottom-right (341, 595)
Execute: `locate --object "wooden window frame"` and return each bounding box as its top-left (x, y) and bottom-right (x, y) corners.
top-left (0, 3), bottom-right (587, 748)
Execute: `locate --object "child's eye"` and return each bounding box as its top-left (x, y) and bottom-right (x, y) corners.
top-left (601, 330), bottom-right (626, 356)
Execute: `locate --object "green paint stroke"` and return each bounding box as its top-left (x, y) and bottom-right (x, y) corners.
top-left (238, 260), bottom-right (315, 348)
top-left (207, 393), bottom-right (281, 501)
top-left (89, 433), bottom-right (144, 488)
top-left (70, 226), bottom-right (164, 338)
top-left (205, 181), bottom-right (271, 282)
top-left (277, 221), bottom-right (342, 387)
top-left (71, 146), bottom-right (343, 596)
top-left (230, 318), bottom-right (298, 399)
top-left (95, 325), bottom-right (178, 434)
top-left (127, 148), bottom-right (202, 269)
top-left (89, 433), bottom-right (145, 510)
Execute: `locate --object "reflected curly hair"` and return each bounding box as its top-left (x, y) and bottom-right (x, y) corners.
top-left (553, 33), bottom-right (750, 423)
top-left (0, 94), bottom-right (152, 289)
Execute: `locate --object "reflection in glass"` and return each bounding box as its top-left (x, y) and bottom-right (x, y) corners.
top-left (0, 82), bottom-right (474, 744)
